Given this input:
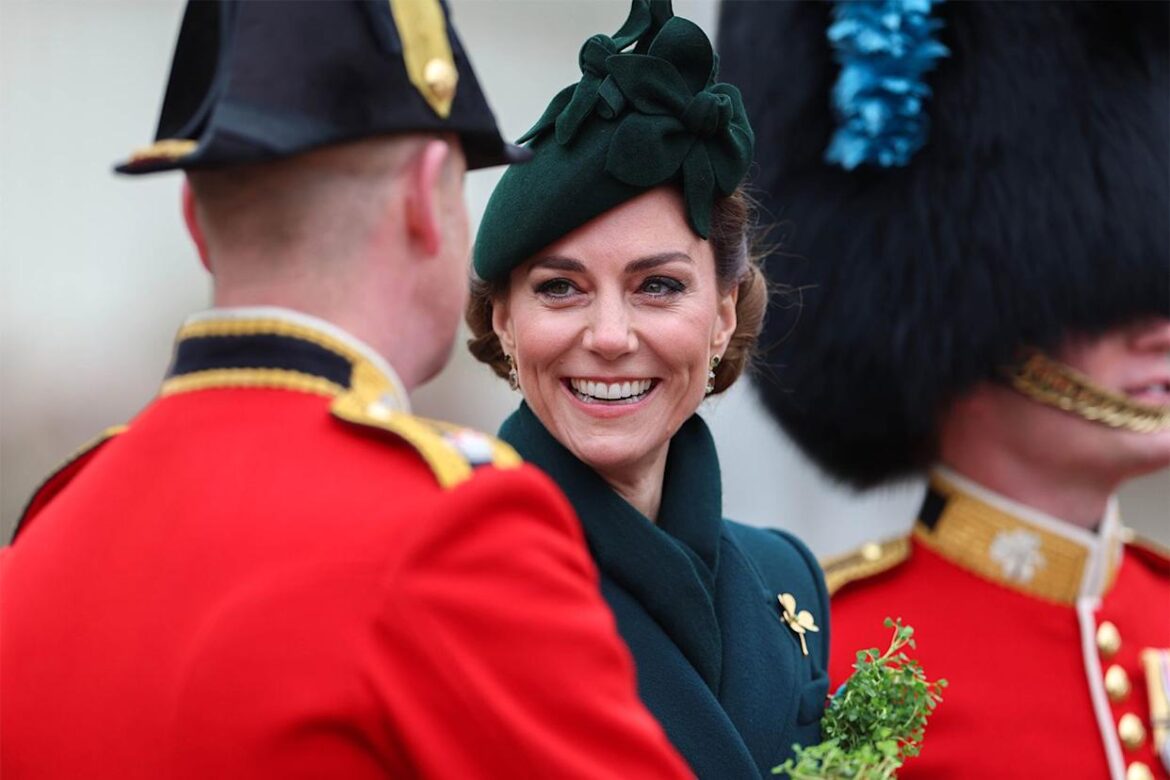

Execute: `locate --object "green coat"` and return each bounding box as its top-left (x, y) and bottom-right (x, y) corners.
top-left (500, 404), bottom-right (830, 778)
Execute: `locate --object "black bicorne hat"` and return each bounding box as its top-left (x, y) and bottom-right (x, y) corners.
top-left (116, 0), bottom-right (527, 174)
top-left (717, 1), bottom-right (1170, 488)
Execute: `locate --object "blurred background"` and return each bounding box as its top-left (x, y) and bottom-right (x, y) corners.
top-left (2, 0), bottom-right (1165, 550)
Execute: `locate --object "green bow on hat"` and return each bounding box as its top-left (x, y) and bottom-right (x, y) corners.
top-left (519, 0), bottom-right (671, 145)
top-left (473, 0), bottom-right (754, 282)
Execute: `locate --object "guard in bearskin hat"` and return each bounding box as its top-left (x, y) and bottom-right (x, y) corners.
top-left (0, 3), bottom-right (691, 778)
top-left (719, 1), bottom-right (1170, 777)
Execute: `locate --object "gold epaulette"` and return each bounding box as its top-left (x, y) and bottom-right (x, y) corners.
top-left (330, 371), bottom-right (519, 490)
top-left (16, 425), bottom-right (129, 538)
top-left (820, 535), bottom-right (912, 596)
top-left (1122, 527), bottom-right (1170, 575)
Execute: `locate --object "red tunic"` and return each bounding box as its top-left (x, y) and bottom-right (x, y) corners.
top-left (0, 310), bottom-right (691, 780)
top-left (827, 469), bottom-right (1170, 780)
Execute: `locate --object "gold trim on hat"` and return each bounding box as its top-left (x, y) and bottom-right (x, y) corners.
top-left (388, 0), bottom-right (459, 118)
top-left (1009, 350), bottom-right (1170, 433)
top-left (127, 138), bottom-right (198, 165)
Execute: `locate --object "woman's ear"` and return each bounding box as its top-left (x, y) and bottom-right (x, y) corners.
top-left (181, 178), bottom-right (211, 273)
top-left (711, 284), bottom-right (739, 355)
top-left (404, 139), bottom-right (451, 257)
top-left (491, 293), bottom-right (517, 356)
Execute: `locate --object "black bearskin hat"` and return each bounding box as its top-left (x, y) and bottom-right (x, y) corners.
top-left (717, 1), bottom-right (1170, 488)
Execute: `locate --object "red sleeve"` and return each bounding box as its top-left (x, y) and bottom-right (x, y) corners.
top-left (374, 465), bottom-right (692, 778)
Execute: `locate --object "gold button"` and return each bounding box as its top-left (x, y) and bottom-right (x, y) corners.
top-left (1126, 762), bottom-right (1154, 780)
top-left (424, 58), bottom-right (458, 101)
top-left (1097, 621), bottom-right (1122, 658)
top-left (860, 542), bottom-right (881, 562)
top-left (1105, 665), bottom-right (1132, 703)
top-left (1118, 713), bottom-right (1146, 750)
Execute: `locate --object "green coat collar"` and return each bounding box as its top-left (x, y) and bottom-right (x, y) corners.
top-left (500, 403), bottom-right (725, 688)
top-left (500, 404), bottom-right (829, 778)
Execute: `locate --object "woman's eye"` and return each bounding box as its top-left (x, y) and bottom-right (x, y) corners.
top-left (640, 276), bottom-right (686, 296)
top-left (535, 278), bottom-right (579, 298)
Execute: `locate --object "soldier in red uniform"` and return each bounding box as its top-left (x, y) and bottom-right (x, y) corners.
top-left (0, 2), bottom-right (691, 778)
top-left (719, 1), bottom-right (1170, 777)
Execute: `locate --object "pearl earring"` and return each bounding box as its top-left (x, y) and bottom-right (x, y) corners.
top-left (706, 354), bottom-right (721, 395)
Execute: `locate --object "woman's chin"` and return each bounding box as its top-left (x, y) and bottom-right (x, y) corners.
top-left (560, 433), bottom-right (663, 482)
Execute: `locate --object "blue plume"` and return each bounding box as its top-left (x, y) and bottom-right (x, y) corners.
top-left (824, 0), bottom-right (948, 170)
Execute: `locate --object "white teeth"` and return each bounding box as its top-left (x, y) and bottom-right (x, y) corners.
top-left (569, 378), bottom-right (654, 401)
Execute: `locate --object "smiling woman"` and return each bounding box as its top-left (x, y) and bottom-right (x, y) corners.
top-left (463, 2), bottom-right (828, 776)
top-left (468, 187), bottom-right (765, 516)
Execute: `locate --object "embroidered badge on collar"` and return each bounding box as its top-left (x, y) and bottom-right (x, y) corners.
top-left (989, 528), bottom-right (1046, 583)
top-left (778, 592), bottom-right (819, 656)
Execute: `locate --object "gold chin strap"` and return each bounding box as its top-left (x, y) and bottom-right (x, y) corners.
top-left (1009, 350), bottom-right (1170, 433)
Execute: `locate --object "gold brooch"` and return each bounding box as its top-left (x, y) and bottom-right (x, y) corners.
top-left (778, 593), bottom-right (819, 656)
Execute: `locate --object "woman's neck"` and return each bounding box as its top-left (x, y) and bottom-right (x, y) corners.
top-left (594, 445), bottom-right (671, 522)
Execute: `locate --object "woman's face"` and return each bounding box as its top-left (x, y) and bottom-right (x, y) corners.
top-left (493, 188), bottom-right (737, 479)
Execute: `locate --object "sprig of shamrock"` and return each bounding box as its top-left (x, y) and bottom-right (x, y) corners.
top-left (774, 618), bottom-right (947, 779)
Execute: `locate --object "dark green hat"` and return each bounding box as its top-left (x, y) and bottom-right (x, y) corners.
top-left (473, 0), bottom-right (754, 282)
top-left (116, 0), bottom-right (526, 175)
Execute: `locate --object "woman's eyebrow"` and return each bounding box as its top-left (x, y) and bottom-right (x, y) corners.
top-left (626, 252), bottom-right (693, 274)
top-left (531, 256), bottom-right (586, 272)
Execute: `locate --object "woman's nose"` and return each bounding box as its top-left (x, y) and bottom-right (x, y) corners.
top-left (582, 295), bottom-right (637, 359)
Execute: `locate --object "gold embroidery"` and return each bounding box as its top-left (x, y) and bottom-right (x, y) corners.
top-left (160, 368), bottom-right (343, 398)
top-left (913, 475), bottom-right (1117, 605)
top-left (821, 536), bottom-right (912, 596)
top-left (1009, 350), bottom-right (1170, 433)
top-left (174, 317), bottom-right (407, 409)
top-left (178, 317), bottom-right (365, 365)
top-left (331, 396), bottom-right (474, 489)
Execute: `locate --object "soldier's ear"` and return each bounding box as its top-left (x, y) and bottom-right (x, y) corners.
top-left (404, 139), bottom-right (451, 258)
top-left (181, 178), bottom-right (212, 273)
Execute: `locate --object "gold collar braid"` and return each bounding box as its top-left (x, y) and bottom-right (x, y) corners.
top-left (1009, 350), bottom-right (1170, 434)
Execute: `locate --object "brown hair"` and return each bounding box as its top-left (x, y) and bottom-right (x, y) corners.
top-left (465, 187), bottom-right (767, 394)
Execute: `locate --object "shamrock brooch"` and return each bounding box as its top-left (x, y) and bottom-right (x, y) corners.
top-left (778, 593), bottom-right (819, 656)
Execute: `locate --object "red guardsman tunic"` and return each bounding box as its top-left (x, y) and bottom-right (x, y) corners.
top-left (826, 468), bottom-right (1170, 780)
top-left (0, 308), bottom-right (691, 780)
